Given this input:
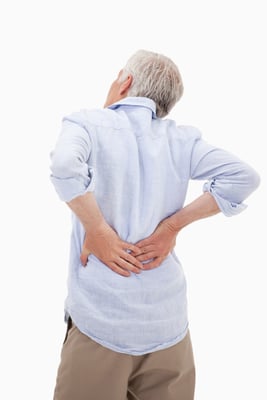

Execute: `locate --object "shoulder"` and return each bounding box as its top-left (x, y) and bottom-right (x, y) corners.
top-left (161, 118), bottom-right (202, 143)
top-left (62, 108), bottom-right (120, 131)
top-left (175, 124), bottom-right (202, 141)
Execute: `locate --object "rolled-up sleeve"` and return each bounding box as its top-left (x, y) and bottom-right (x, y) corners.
top-left (190, 137), bottom-right (261, 216)
top-left (50, 116), bottom-right (95, 202)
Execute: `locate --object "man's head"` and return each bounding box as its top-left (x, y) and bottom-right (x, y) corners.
top-left (104, 49), bottom-right (184, 118)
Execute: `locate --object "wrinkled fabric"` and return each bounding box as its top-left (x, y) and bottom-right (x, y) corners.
top-left (50, 97), bottom-right (260, 355)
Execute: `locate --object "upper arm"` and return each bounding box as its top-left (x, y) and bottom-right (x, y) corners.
top-left (190, 138), bottom-right (260, 214)
top-left (50, 117), bottom-right (92, 178)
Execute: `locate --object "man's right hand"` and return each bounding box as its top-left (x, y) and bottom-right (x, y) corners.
top-left (80, 222), bottom-right (144, 277)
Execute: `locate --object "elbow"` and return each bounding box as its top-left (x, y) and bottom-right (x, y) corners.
top-left (233, 166), bottom-right (261, 202)
top-left (245, 166), bottom-right (261, 192)
top-left (252, 170), bottom-right (261, 191)
top-left (50, 153), bottom-right (76, 179)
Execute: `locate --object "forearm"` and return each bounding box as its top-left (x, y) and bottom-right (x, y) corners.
top-left (167, 192), bottom-right (220, 233)
top-left (67, 192), bottom-right (143, 276)
top-left (135, 192), bottom-right (220, 268)
top-left (67, 192), bottom-right (106, 232)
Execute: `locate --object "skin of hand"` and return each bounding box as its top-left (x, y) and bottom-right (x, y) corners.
top-left (80, 222), bottom-right (144, 277)
top-left (69, 192), bottom-right (219, 276)
top-left (67, 193), bottom-right (143, 277)
top-left (134, 220), bottom-right (178, 270)
top-left (135, 192), bottom-right (220, 270)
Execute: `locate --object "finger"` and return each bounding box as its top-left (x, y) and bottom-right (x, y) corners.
top-left (139, 245), bottom-right (156, 254)
top-left (134, 238), bottom-right (153, 248)
top-left (142, 257), bottom-right (164, 270)
top-left (80, 249), bottom-right (90, 267)
top-left (121, 252), bottom-right (144, 269)
top-left (117, 257), bottom-right (142, 274)
top-left (80, 253), bottom-right (87, 266)
top-left (129, 248), bottom-right (142, 257)
top-left (108, 262), bottom-right (131, 277)
top-left (140, 244), bottom-right (157, 254)
top-left (136, 251), bottom-right (157, 262)
top-left (121, 242), bottom-right (143, 256)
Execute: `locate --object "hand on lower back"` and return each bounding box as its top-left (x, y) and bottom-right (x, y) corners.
top-left (134, 219), bottom-right (178, 270)
top-left (80, 222), bottom-right (143, 277)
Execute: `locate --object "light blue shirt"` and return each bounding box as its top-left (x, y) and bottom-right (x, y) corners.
top-left (50, 97), bottom-right (260, 355)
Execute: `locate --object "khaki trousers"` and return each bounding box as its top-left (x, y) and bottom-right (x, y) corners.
top-left (53, 319), bottom-right (195, 400)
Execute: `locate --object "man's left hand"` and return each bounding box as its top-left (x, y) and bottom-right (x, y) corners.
top-left (134, 219), bottom-right (178, 270)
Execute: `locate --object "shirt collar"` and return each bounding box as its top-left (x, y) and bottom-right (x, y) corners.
top-left (107, 97), bottom-right (157, 119)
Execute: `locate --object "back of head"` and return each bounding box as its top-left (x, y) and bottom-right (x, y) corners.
top-left (120, 49), bottom-right (184, 118)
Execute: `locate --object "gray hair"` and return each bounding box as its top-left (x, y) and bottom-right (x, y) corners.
top-left (119, 49), bottom-right (184, 118)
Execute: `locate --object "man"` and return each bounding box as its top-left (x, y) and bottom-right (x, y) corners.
top-left (50, 49), bottom-right (260, 400)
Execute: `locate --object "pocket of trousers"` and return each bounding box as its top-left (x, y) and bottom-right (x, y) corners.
top-left (63, 317), bottom-right (73, 345)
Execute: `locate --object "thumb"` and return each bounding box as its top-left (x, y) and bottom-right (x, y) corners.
top-left (80, 247), bottom-right (90, 267)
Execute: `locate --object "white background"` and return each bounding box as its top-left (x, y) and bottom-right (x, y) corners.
top-left (0, 1), bottom-right (266, 399)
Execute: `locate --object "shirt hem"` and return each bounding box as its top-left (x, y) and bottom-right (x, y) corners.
top-left (65, 310), bottom-right (189, 355)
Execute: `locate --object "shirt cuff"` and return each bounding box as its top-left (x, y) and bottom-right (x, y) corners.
top-left (203, 181), bottom-right (247, 217)
top-left (50, 168), bottom-right (95, 202)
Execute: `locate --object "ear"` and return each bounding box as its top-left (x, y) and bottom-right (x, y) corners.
top-left (119, 75), bottom-right (133, 96)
